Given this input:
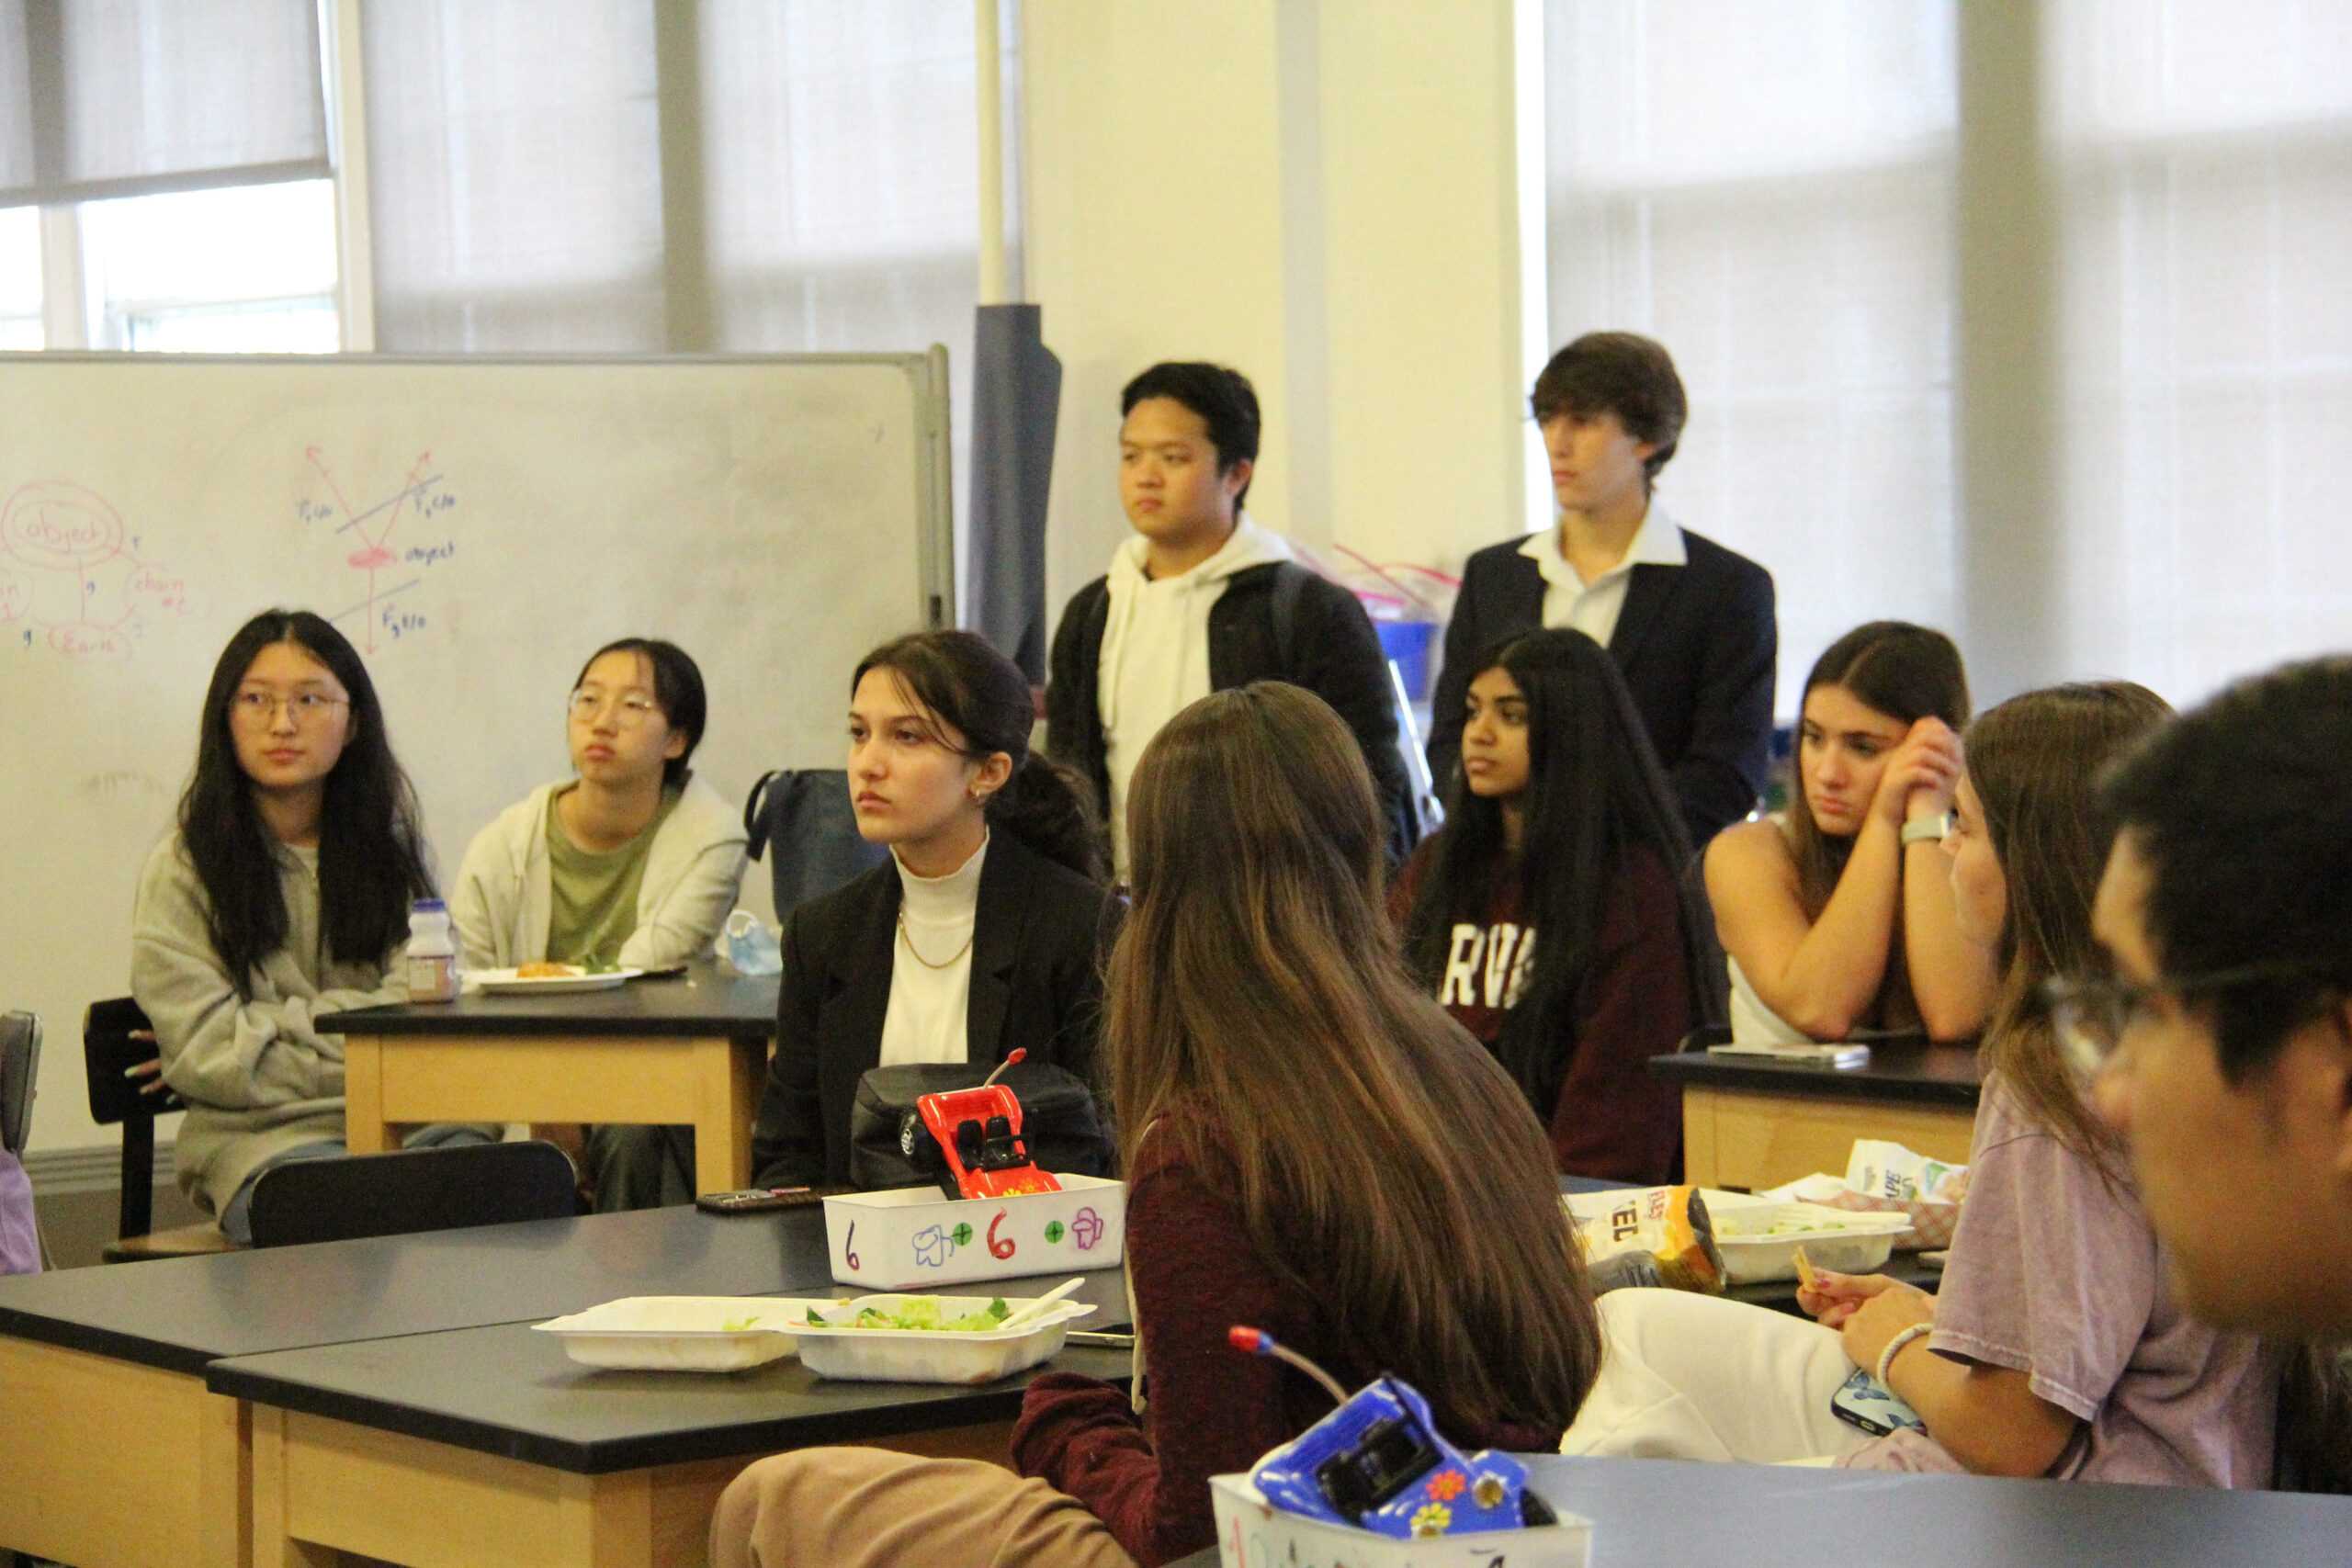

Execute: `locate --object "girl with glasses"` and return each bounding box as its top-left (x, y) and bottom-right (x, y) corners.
top-left (1564, 681), bottom-right (2295, 1488)
top-left (449, 637), bottom-right (748, 1210)
top-left (131, 609), bottom-right (485, 1243)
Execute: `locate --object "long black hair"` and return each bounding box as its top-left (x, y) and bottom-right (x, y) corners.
top-left (1402, 628), bottom-right (1716, 1112)
top-left (179, 609), bottom-right (435, 997)
top-left (853, 630), bottom-right (1105, 884)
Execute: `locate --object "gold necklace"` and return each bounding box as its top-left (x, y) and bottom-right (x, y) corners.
top-left (897, 907), bottom-right (975, 970)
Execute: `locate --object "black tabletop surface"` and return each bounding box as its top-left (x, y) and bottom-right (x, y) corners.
top-left (317, 962), bottom-right (779, 1038)
top-left (1648, 1041), bottom-right (1984, 1108)
top-left (1169, 1453), bottom-right (2352, 1566)
top-left (207, 1267), bottom-right (1137, 1472)
top-left (0, 1202), bottom-right (840, 1376)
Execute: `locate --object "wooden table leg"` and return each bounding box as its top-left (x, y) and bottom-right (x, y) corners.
top-left (692, 1036), bottom-right (761, 1195)
top-left (343, 1032), bottom-right (393, 1155)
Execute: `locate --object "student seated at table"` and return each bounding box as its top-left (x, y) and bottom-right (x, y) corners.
top-left (714, 682), bottom-right (1600, 1568)
top-left (746, 630), bottom-right (1114, 1189)
top-left (1392, 628), bottom-right (1717, 1184)
top-left (1705, 620), bottom-right (1993, 1043)
top-left (132, 610), bottom-right (492, 1245)
top-left (451, 636), bottom-right (747, 1210)
top-left (1565, 682), bottom-right (2288, 1485)
top-left (2080, 658), bottom-right (2352, 1491)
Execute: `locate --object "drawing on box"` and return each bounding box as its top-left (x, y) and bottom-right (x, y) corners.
top-left (300, 446), bottom-right (460, 652)
top-left (1, 480), bottom-right (191, 658)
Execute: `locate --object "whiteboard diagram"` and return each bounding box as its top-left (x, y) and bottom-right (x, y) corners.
top-left (0, 479), bottom-right (191, 657)
top-left (298, 446), bottom-right (463, 652)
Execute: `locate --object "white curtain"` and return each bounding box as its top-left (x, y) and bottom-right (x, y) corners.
top-left (2046, 0), bottom-right (2352, 704)
top-left (1544, 0), bottom-right (2352, 710)
top-left (0, 0), bottom-right (326, 207)
top-left (1543, 0), bottom-right (1960, 702)
top-left (359, 0), bottom-right (667, 352)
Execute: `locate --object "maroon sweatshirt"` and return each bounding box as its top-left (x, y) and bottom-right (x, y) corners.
top-left (1391, 841), bottom-right (1690, 1183)
top-left (1010, 1120), bottom-right (1561, 1566)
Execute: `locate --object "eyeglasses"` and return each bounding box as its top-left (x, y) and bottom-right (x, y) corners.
top-left (567, 689), bottom-right (662, 728)
top-left (230, 690), bottom-right (349, 725)
top-left (2042, 963), bottom-right (2337, 1078)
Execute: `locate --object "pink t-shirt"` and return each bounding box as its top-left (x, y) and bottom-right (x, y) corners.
top-left (1843, 1081), bottom-right (2279, 1485)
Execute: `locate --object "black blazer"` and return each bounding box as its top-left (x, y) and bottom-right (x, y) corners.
top-left (749, 831), bottom-right (1117, 1188)
top-left (1046, 561), bottom-right (1417, 865)
top-left (1429, 525), bottom-right (1777, 847)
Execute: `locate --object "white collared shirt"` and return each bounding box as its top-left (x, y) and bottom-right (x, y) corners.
top-left (1518, 505), bottom-right (1688, 650)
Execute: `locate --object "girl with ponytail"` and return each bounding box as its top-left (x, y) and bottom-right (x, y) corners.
top-left (747, 630), bottom-right (1116, 1186)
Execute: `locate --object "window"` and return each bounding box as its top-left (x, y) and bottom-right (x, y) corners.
top-left (1542, 1), bottom-right (1960, 702)
top-left (0, 204), bottom-right (38, 349)
top-left (1542, 0), bottom-right (2352, 710)
top-left (78, 180), bottom-right (340, 354)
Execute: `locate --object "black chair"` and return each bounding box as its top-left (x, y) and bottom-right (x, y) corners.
top-left (246, 1139), bottom-right (581, 1248)
top-left (1, 1010), bottom-right (38, 1161)
top-left (83, 997), bottom-right (237, 1261)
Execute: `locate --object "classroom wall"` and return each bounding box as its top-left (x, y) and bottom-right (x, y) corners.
top-left (1022, 0), bottom-right (1544, 623)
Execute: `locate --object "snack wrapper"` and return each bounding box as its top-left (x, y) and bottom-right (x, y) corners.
top-left (1563, 1184), bottom-right (1724, 1294)
top-left (1767, 1141), bottom-right (1969, 1250)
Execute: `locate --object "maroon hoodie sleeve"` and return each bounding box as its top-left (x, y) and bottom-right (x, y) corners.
top-left (1548, 849), bottom-right (1692, 1183)
top-left (1011, 1133), bottom-right (1297, 1566)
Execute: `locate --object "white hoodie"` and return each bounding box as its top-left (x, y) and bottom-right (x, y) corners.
top-left (449, 773), bottom-right (749, 973)
top-left (1097, 514), bottom-right (1294, 868)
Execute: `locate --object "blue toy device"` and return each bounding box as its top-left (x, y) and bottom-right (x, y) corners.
top-left (1228, 1326), bottom-right (1555, 1540)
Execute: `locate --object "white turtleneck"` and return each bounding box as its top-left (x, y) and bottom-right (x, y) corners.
top-left (877, 830), bottom-right (988, 1067)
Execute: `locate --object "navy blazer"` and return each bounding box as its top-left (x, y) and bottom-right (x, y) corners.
top-left (1429, 525), bottom-right (1777, 846)
top-left (748, 831), bottom-right (1117, 1188)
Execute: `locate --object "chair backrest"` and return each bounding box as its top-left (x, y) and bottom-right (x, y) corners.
top-left (84, 996), bottom-right (175, 1126)
top-left (1, 1011), bottom-right (39, 1158)
top-left (744, 767), bottom-right (890, 918)
top-left (246, 1140), bottom-right (580, 1248)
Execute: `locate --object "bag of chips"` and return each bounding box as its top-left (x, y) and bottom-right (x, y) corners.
top-left (1562, 1185), bottom-right (1726, 1295)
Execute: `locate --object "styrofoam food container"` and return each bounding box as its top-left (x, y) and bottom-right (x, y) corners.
top-left (1713, 1201), bottom-right (1915, 1284)
top-left (1210, 1475), bottom-right (1591, 1568)
top-left (822, 1172), bottom-right (1126, 1289)
top-left (532, 1295), bottom-right (839, 1371)
top-left (790, 1292), bottom-right (1097, 1385)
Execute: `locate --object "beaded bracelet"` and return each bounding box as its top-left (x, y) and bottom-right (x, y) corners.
top-left (1875, 1321), bottom-right (1934, 1387)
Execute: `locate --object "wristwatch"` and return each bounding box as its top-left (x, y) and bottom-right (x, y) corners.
top-left (1900, 811), bottom-right (1951, 847)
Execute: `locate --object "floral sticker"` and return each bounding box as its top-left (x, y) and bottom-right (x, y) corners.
top-left (1424, 1469), bottom-right (1465, 1502)
top-left (1410, 1502), bottom-right (1452, 1538)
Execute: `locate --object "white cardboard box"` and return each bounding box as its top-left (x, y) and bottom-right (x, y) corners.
top-left (821, 1173), bottom-right (1127, 1290)
top-left (1209, 1475), bottom-right (1591, 1568)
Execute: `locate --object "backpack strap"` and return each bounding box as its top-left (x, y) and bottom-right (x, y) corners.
top-left (1269, 561), bottom-right (1309, 674)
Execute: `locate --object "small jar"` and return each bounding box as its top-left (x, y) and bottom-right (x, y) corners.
top-left (406, 898), bottom-right (460, 1003)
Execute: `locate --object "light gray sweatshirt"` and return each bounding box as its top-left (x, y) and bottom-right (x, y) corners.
top-left (130, 832), bottom-right (409, 1218)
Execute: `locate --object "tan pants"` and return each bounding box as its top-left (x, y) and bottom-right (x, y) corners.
top-left (710, 1447), bottom-right (1143, 1568)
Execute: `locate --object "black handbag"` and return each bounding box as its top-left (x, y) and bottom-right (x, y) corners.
top-left (848, 1058), bottom-right (1113, 1195)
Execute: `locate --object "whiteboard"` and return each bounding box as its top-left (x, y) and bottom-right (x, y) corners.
top-left (0, 352), bottom-right (952, 1154)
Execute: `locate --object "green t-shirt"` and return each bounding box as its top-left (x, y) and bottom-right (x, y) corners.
top-left (545, 785), bottom-right (681, 966)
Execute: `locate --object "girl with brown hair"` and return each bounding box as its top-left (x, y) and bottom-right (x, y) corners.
top-left (1706, 620), bottom-right (1993, 1043)
top-left (1565, 683), bottom-right (2286, 1488)
top-left (714, 682), bottom-right (1600, 1567)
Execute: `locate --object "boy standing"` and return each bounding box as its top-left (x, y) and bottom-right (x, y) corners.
top-left (1047, 362), bottom-right (1413, 874)
top-left (1431, 332), bottom-right (1776, 846)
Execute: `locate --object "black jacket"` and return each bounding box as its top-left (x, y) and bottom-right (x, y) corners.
top-left (1429, 526), bottom-right (1776, 846)
top-left (1046, 562), bottom-right (1417, 865)
top-left (749, 832), bottom-right (1116, 1188)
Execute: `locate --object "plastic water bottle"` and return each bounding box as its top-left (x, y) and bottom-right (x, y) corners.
top-left (722, 909), bottom-right (784, 976)
top-left (406, 898), bottom-right (460, 1003)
